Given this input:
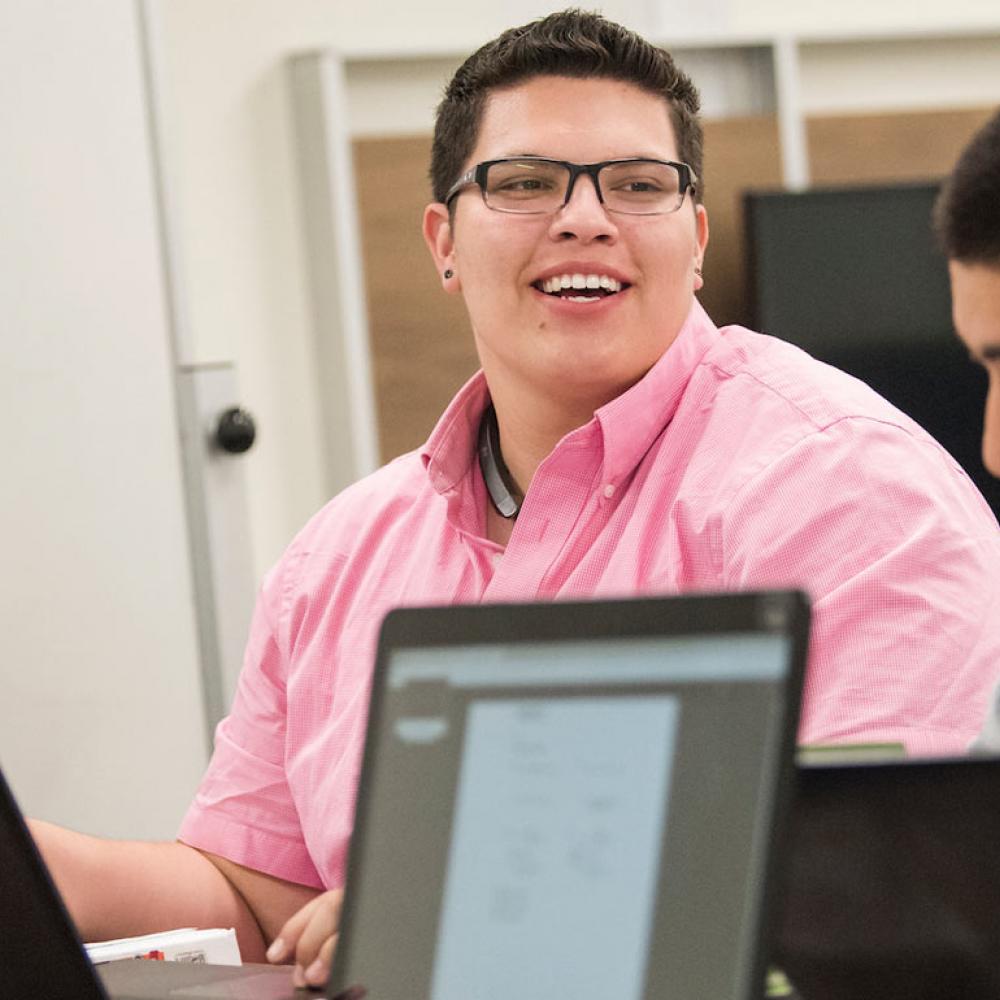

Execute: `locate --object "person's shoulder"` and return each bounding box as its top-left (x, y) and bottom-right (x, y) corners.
top-left (678, 323), bottom-right (984, 510)
top-left (691, 324), bottom-right (998, 527)
top-left (264, 449), bottom-right (430, 594)
top-left (303, 449), bottom-right (428, 545)
top-left (702, 324), bottom-right (926, 435)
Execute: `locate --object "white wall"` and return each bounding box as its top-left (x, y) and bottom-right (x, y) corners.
top-left (0, 0), bottom-right (207, 838)
top-left (799, 36), bottom-right (1000, 114)
top-left (157, 0), bottom-right (1000, 581)
top-left (724, 0), bottom-right (1000, 35)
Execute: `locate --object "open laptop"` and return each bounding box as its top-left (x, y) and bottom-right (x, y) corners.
top-left (2, 590), bottom-right (808, 999)
top-left (772, 755), bottom-right (1000, 1000)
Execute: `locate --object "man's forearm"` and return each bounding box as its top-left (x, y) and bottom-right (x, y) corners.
top-left (28, 819), bottom-right (267, 960)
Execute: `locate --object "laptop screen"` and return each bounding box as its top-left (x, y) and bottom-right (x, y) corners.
top-left (774, 757), bottom-right (1000, 1000)
top-left (331, 594), bottom-right (807, 1000)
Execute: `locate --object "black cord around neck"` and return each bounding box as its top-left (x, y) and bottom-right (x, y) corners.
top-left (477, 404), bottom-right (522, 519)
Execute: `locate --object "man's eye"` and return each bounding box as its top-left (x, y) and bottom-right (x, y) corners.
top-left (495, 177), bottom-right (553, 192)
top-left (615, 178), bottom-right (666, 194)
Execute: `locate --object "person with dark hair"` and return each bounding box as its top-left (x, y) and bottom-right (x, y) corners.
top-left (30, 11), bottom-right (1000, 990)
top-left (934, 108), bottom-right (1000, 476)
top-left (935, 109), bottom-right (1000, 750)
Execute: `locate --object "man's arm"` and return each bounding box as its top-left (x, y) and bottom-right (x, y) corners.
top-left (28, 819), bottom-right (320, 962)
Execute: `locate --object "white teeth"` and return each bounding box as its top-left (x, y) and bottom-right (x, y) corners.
top-left (540, 273), bottom-right (623, 295)
top-left (566, 295), bottom-right (601, 303)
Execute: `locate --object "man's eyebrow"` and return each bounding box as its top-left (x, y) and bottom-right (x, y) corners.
top-left (981, 344), bottom-right (1000, 361)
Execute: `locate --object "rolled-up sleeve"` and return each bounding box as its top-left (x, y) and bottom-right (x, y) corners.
top-left (177, 559), bottom-right (324, 889)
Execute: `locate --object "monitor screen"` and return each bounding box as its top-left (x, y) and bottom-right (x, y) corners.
top-left (744, 182), bottom-right (999, 519)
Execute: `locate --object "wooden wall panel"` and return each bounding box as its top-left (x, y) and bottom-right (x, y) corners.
top-left (698, 116), bottom-right (783, 327)
top-left (807, 108), bottom-right (995, 185)
top-left (353, 136), bottom-right (478, 464)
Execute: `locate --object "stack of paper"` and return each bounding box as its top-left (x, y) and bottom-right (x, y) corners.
top-left (85, 927), bottom-right (240, 966)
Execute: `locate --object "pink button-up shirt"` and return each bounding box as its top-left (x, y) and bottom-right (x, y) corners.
top-left (179, 301), bottom-right (1000, 890)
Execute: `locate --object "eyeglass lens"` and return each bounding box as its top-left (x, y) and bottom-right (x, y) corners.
top-left (483, 159), bottom-right (687, 215)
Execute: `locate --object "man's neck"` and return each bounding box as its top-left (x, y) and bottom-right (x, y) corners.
top-left (481, 397), bottom-right (595, 547)
top-left (488, 390), bottom-right (596, 499)
top-left (478, 363), bottom-right (643, 546)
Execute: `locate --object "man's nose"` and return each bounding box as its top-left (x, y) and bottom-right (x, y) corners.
top-left (549, 173), bottom-right (618, 243)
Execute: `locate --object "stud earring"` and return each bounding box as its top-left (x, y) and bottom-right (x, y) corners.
top-left (444, 268), bottom-right (454, 279)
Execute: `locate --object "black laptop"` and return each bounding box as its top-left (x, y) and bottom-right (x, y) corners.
top-left (772, 755), bottom-right (1000, 1000)
top-left (2, 591), bottom-right (808, 999)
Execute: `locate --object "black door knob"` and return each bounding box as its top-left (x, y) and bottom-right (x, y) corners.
top-left (215, 406), bottom-right (256, 454)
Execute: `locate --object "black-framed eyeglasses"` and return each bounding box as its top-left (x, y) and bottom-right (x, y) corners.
top-left (444, 156), bottom-right (698, 216)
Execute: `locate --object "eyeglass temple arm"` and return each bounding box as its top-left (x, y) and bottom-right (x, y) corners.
top-left (444, 168), bottom-right (477, 205)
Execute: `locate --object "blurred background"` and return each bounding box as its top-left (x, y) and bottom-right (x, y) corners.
top-left (2, 0), bottom-right (998, 839)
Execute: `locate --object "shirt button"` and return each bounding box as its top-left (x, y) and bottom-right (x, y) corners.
top-left (603, 484), bottom-right (616, 498)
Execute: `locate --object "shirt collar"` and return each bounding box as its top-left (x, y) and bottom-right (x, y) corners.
top-left (421, 299), bottom-right (720, 498)
top-left (421, 370), bottom-right (489, 497)
top-left (594, 298), bottom-right (719, 485)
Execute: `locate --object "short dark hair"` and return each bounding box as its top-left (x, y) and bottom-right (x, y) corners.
top-left (934, 108), bottom-right (1000, 265)
top-left (430, 9), bottom-right (703, 206)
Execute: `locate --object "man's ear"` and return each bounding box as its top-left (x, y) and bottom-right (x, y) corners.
top-left (695, 202), bottom-right (709, 259)
top-left (423, 202), bottom-right (459, 291)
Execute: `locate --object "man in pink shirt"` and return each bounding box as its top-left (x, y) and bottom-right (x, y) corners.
top-left (32, 10), bottom-right (1000, 990)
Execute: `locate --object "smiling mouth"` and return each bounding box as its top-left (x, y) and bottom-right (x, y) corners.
top-left (532, 272), bottom-right (629, 303)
